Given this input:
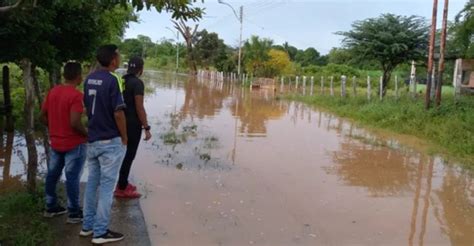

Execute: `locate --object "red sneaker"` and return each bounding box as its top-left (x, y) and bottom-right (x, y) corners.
top-left (127, 183), bottom-right (137, 191)
top-left (114, 186), bottom-right (141, 199)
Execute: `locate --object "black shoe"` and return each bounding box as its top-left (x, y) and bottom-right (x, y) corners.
top-left (92, 230), bottom-right (124, 244)
top-left (67, 210), bottom-right (83, 224)
top-left (43, 206), bottom-right (67, 218)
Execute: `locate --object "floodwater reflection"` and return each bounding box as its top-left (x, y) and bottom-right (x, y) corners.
top-left (133, 75), bottom-right (472, 245)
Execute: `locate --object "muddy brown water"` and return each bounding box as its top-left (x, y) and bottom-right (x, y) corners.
top-left (0, 72), bottom-right (473, 245)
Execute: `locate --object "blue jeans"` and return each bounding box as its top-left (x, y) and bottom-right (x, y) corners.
top-left (83, 137), bottom-right (126, 237)
top-left (45, 144), bottom-right (86, 215)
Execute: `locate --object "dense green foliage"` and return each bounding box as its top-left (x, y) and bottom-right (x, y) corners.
top-left (0, 186), bottom-right (53, 245)
top-left (453, 0), bottom-right (474, 58)
top-left (338, 14), bottom-right (428, 94)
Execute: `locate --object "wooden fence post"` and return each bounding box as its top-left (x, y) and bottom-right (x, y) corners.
top-left (330, 76), bottom-right (334, 96)
top-left (367, 76), bottom-right (371, 101)
top-left (341, 75), bottom-right (347, 98)
top-left (296, 76), bottom-right (299, 91)
top-left (310, 76), bottom-right (314, 96)
top-left (455, 73), bottom-right (462, 101)
top-left (352, 76), bottom-right (357, 97)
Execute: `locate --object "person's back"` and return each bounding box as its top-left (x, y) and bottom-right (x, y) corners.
top-left (81, 44), bottom-right (128, 244)
top-left (45, 85), bottom-right (86, 151)
top-left (84, 69), bottom-right (125, 142)
top-left (41, 62), bottom-right (87, 224)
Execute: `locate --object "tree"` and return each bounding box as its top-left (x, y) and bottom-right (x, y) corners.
top-left (339, 14), bottom-right (428, 95)
top-left (282, 42), bottom-right (298, 61)
top-left (243, 36), bottom-right (274, 77)
top-left (0, 0), bottom-right (201, 193)
top-left (327, 48), bottom-right (353, 65)
top-left (48, 2), bottom-right (136, 87)
top-left (120, 38), bottom-right (145, 58)
top-left (264, 49), bottom-right (292, 77)
top-left (295, 47), bottom-right (321, 66)
top-left (193, 29), bottom-right (227, 69)
top-left (453, 0), bottom-right (474, 58)
top-left (0, 0), bottom-right (204, 20)
top-left (173, 18), bottom-right (199, 73)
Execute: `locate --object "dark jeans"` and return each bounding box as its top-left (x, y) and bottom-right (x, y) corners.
top-left (45, 144), bottom-right (86, 214)
top-left (117, 123), bottom-right (142, 190)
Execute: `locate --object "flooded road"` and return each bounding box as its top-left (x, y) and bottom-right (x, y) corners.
top-left (0, 72), bottom-right (472, 245)
top-left (130, 72), bottom-right (473, 246)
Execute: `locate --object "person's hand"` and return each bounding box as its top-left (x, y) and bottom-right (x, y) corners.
top-left (144, 130), bottom-right (152, 141)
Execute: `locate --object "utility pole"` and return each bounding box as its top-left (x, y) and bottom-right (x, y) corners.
top-left (425, 0), bottom-right (438, 110)
top-left (238, 6), bottom-right (243, 77)
top-left (436, 0), bottom-right (449, 107)
top-left (218, 0), bottom-right (243, 77)
top-left (176, 30), bottom-right (180, 73)
top-left (166, 26), bottom-right (180, 73)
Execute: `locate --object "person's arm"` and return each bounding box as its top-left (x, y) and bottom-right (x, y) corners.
top-left (70, 112), bottom-right (88, 137)
top-left (134, 80), bottom-right (152, 141)
top-left (114, 110), bottom-right (127, 145)
top-left (70, 93), bottom-right (87, 137)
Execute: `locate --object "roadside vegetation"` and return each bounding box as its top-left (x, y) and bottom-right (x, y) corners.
top-left (0, 184), bottom-right (54, 245)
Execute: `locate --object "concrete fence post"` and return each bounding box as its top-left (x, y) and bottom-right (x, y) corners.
top-left (320, 76), bottom-right (324, 94)
top-left (303, 76), bottom-right (307, 95)
top-left (352, 76), bottom-right (357, 97)
top-left (395, 75), bottom-right (399, 99)
top-left (330, 76), bottom-right (334, 96)
top-left (341, 75), bottom-right (347, 98)
top-left (379, 76), bottom-right (383, 101)
top-left (310, 76), bottom-right (314, 96)
top-left (296, 76), bottom-right (299, 91)
top-left (367, 76), bottom-right (371, 101)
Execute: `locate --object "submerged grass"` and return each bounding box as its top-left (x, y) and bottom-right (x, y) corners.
top-left (0, 185), bottom-right (54, 245)
top-left (285, 93), bottom-right (474, 168)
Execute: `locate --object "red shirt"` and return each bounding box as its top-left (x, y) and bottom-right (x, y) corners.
top-left (42, 85), bottom-right (86, 152)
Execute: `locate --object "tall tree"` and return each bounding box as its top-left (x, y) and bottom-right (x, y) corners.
top-left (295, 47), bottom-right (321, 66)
top-left (173, 18), bottom-right (199, 73)
top-left (193, 29), bottom-right (227, 69)
top-left (0, 0), bottom-right (202, 193)
top-left (339, 14), bottom-right (428, 95)
top-left (453, 0), bottom-right (474, 58)
top-left (120, 38), bottom-right (145, 58)
top-left (264, 49), bottom-right (292, 77)
top-left (243, 35), bottom-right (274, 77)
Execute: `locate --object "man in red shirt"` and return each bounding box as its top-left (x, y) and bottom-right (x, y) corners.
top-left (41, 62), bottom-right (88, 224)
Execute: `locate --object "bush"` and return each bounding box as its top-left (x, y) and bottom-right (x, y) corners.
top-left (0, 187), bottom-right (54, 245)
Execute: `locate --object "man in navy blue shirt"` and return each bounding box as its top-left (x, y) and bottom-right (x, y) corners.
top-left (80, 44), bottom-right (128, 244)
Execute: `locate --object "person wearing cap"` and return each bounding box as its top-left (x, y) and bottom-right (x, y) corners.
top-left (114, 56), bottom-right (152, 198)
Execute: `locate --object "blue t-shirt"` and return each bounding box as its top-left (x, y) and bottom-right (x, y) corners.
top-left (83, 69), bottom-right (126, 143)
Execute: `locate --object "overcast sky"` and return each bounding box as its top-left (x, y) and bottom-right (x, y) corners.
top-left (124, 0), bottom-right (466, 55)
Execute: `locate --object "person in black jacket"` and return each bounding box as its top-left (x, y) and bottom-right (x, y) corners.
top-left (114, 56), bottom-right (152, 198)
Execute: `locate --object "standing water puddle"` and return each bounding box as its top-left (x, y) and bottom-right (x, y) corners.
top-left (134, 72), bottom-right (473, 245)
top-left (0, 71), bottom-right (472, 245)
